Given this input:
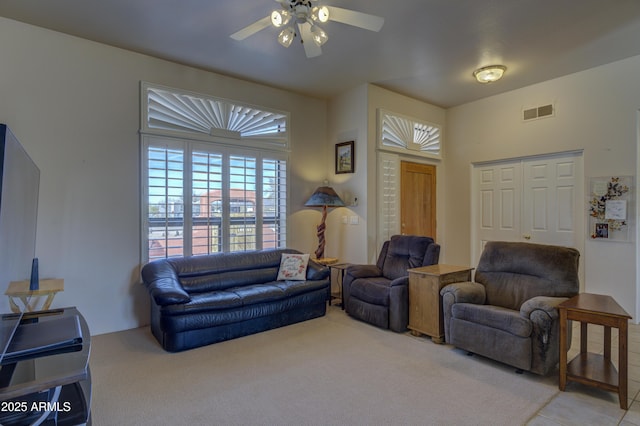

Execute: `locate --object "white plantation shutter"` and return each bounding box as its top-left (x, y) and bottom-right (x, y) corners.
top-left (146, 144), bottom-right (185, 259)
top-left (378, 109), bottom-right (441, 159)
top-left (141, 83), bottom-right (289, 261)
top-left (142, 82), bottom-right (289, 150)
top-left (377, 152), bottom-right (400, 247)
top-left (262, 158), bottom-right (287, 248)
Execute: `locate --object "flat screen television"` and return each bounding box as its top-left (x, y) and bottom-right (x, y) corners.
top-left (0, 124), bottom-right (40, 364)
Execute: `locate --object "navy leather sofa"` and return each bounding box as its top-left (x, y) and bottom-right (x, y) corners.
top-left (141, 248), bottom-right (330, 352)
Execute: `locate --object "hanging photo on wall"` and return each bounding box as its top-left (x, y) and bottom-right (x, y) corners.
top-left (335, 141), bottom-right (354, 174)
top-left (595, 223), bottom-right (609, 239)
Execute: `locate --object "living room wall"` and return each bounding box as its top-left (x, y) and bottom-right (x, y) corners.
top-left (325, 85), bottom-right (369, 264)
top-left (0, 17), bottom-right (328, 334)
top-left (445, 54), bottom-right (640, 319)
top-left (367, 85), bottom-right (447, 261)
top-left (326, 85), bottom-right (447, 265)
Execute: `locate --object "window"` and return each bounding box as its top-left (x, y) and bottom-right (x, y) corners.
top-left (378, 109), bottom-right (441, 159)
top-left (141, 83), bottom-right (289, 261)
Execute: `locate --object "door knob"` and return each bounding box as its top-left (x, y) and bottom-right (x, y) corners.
top-left (523, 234), bottom-right (531, 240)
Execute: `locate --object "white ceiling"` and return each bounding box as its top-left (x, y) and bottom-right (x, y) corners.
top-left (2, 0), bottom-right (640, 108)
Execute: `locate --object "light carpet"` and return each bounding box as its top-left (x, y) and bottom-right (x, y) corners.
top-left (89, 306), bottom-right (559, 425)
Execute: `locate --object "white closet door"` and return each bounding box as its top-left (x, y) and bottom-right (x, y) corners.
top-left (474, 162), bottom-right (522, 260)
top-left (522, 154), bottom-right (581, 248)
top-left (472, 151), bottom-right (583, 266)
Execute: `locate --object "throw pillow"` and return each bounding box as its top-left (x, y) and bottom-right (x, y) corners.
top-left (277, 253), bottom-right (310, 281)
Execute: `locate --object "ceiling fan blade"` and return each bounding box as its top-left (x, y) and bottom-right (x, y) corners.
top-left (230, 16), bottom-right (271, 41)
top-left (298, 22), bottom-right (322, 58)
top-left (327, 6), bottom-right (384, 32)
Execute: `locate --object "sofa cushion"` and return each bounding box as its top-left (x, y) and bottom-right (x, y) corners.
top-left (158, 288), bottom-right (328, 334)
top-left (229, 283), bottom-right (285, 305)
top-left (277, 253), bottom-right (309, 281)
top-left (451, 303), bottom-right (532, 338)
top-left (160, 279), bottom-right (330, 317)
top-left (350, 277), bottom-right (392, 306)
top-left (273, 279), bottom-right (328, 297)
top-left (169, 249), bottom-right (299, 293)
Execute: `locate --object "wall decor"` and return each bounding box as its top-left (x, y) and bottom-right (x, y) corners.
top-left (335, 141), bottom-right (354, 174)
top-left (588, 176), bottom-right (634, 242)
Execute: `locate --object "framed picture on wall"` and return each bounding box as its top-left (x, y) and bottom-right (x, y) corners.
top-left (335, 141), bottom-right (354, 174)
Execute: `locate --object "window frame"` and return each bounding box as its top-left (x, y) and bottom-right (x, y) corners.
top-left (140, 82), bottom-right (290, 262)
top-left (377, 108), bottom-right (442, 160)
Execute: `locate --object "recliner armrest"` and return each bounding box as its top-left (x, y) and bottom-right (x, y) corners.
top-left (520, 296), bottom-right (569, 320)
top-left (440, 281), bottom-right (486, 305)
top-left (345, 264), bottom-right (383, 279)
top-left (389, 276), bottom-right (408, 287)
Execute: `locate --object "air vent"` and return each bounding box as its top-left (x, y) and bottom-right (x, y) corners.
top-left (523, 103), bottom-right (555, 121)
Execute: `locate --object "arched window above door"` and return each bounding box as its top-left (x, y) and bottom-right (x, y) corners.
top-left (378, 109), bottom-right (441, 160)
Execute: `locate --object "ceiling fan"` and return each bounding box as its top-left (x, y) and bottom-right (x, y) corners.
top-left (231, 0), bottom-right (384, 58)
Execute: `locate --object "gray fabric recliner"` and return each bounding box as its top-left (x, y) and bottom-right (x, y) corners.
top-left (440, 241), bottom-right (580, 375)
top-left (343, 235), bottom-right (440, 332)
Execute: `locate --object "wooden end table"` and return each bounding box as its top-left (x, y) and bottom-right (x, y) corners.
top-left (327, 263), bottom-right (350, 308)
top-left (407, 264), bottom-right (473, 343)
top-left (314, 257), bottom-right (338, 266)
top-left (313, 258), bottom-right (339, 305)
top-left (559, 293), bottom-right (632, 409)
top-left (5, 279), bottom-right (64, 313)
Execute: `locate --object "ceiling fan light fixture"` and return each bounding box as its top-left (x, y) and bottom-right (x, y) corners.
top-left (473, 65), bottom-right (507, 83)
top-left (231, 1), bottom-right (384, 58)
top-left (310, 25), bottom-right (328, 46)
top-left (278, 27), bottom-right (296, 47)
top-left (311, 6), bottom-right (330, 23)
top-left (271, 9), bottom-right (291, 28)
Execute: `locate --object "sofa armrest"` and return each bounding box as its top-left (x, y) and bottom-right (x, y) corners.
top-left (141, 261), bottom-right (191, 306)
top-left (440, 282), bottom-right (486, 305)
top-left (306, 260), bottom-right (330, 281)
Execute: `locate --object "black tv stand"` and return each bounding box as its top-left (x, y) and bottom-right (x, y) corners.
top-left (0, 307), bottom-right (91, 425)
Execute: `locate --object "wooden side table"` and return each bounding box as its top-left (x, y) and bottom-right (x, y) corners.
top-left (313, 257), bottom-right (338, 266)
top-left (328, 263), bottom-right (350, 308)
top-left (407, 264), bottom-right (473, 343)
top-left (559, 293), bottom-right (632, 409)
top-left (5, 279), bottom-right (64, 313)
top-left (313, 257), bottom-right (339, 305)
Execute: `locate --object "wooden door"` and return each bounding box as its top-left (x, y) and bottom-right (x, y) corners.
top-left (401, 162), bottom-right (436, 237)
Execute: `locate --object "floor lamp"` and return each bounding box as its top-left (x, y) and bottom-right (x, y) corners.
top-left (304, 186), bottom-right (345, 260)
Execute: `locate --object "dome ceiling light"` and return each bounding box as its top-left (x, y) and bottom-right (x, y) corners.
top-left (473, 65), bottom-right (507, 84)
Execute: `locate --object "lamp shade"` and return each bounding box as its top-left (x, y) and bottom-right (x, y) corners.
top-left (304, 186), bottom-right (345, 207)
